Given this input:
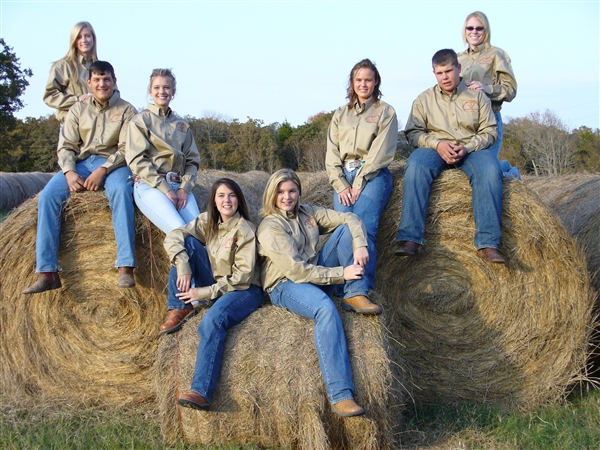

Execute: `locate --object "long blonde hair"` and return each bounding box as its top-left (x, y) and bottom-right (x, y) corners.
top-left (261, 169), bottom-right (302, 217)
top-left (61, 21), bottom-right (98, 73)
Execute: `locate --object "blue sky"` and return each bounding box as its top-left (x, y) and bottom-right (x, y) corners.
top-left (2, 0), bottom-right (599, 130)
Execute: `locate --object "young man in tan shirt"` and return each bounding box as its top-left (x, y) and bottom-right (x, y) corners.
top-left (24, 61), bottom-right (138, 294)
top-left (395, 49), bottom-right (505, 264)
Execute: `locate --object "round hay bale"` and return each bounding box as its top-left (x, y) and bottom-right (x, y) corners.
top-left (0, 172), bottom-right (53, 212)
top-left (373, 163), bottom-right (595, 410)
top-left (524, 173), bottom-right (600, 292)
top-left (155, 292), bottom-right (404, 449)
top-left (0, 169), bottom-right (271, 408)
top-left (0, 191), bottom-right (169, 407)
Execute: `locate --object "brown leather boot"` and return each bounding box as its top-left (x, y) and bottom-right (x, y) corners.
top-left (477, 248), bottom-right (505, 264)
top-left (23, 273), bottom-right (62, 294)
top-left (117, 267), bottom-right (135, 288)
top-left (394, 240), bottom-right (421, 257)
top-left (159, 309), bottom-right (195, 335)
top-left (341, 295), bottom-right (382, 315)
top-left (331, 399), bottom-right (365, 417)
top-left (178, 391), bottom-right (210, 411)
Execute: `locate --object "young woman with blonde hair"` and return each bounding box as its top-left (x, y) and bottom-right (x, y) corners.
top-left (44, 21), bottom-right (98, 122)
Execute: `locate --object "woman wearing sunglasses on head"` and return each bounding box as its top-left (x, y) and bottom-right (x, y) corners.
top-left (458, 11), bottom-right (520, 178)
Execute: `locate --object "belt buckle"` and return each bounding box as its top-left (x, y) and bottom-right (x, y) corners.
top-left (166, 171), bottom-right (179, 183)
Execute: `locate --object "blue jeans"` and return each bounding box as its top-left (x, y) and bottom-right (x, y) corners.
top-left (396, 147), bottom-right (503, 249)
top-left (36, 156), bottom-right (136, 271)
top-left (167, 237), bottom-right (263, 401)
top-left (333, 167), bottom-right (392, 292)
top-left (133, 179), bottom-right (200, 234)
top-left (487, 112), bottom-right (503, 160)
top-left (266, 225), bottom-right (364, 404)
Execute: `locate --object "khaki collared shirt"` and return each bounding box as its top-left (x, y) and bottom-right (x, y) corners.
top-left (126, 104), bottom-right (200, 194)
top-left (326, 98), bottom-right (398, 192)
top-left (257, 205), bottom-right (368, 291)
top-left (44, 54), bottom-right (94, 122)
top-left (163, 211), bottom-right (261, 301)
top-left (405, 80), bottom-right (497, 153)
top-left (458, 43), bottom-right (517, 114)
top-left (58, 91), bottom-right (135, 174)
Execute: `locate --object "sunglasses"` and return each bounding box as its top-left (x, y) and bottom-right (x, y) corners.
top-left (465, 26), bottom-right (485, 32)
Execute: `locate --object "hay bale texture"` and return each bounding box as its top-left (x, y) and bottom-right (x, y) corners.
top-left (0, 192), bottom-right (169, 407)
top-left (0, 171), bottom-right (53, 211)
top-left (155, 292), bottom-right (404, 450)
top-left (0, 171), bottom-right (270, 408)
top-left (373, 163), bottom-right (594, 410)
top-left (524, 173), bottom-right (600, 292)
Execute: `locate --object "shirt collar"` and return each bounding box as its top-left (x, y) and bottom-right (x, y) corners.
top-left (353, 96), bottom-right (374, 115)
top-left (147, 103), bottom-right (172, 118)
top-left (91, 90), bottom-right (120, 110)
top-left (468, 43), bottom-right (490, 54)
top-left (436, 79), bottom-right (467, 97)
top-left (218, 211), bottom-right (242, 232)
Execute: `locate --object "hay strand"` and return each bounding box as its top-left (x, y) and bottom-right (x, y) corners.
top-left (0, 171), bottom-right (53, 211)
top-left (372, 163), bottom-right (595, 410)
top-left (155, 292), bottom-right (404, 449)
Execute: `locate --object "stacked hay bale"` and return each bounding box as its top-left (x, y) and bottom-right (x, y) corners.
top-left (0, 191), bottom-right (169, 407)
top-left (371, 163), bottom-right (595, 410)
top-left (524, 173), bottom-right (600, 292)
top-left (155, 293), bottom-right (404, 449)
top-left (0, 171), bottom-right (53, 211)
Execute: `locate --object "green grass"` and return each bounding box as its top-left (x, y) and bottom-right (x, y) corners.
top-left (2, 390), bottom-right (599, 449)
top-left (401, 388), bottom-right (600, 449)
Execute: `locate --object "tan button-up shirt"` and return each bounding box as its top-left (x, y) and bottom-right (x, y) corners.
top-left (405, 80), bottom-right (497, 153)
top-left (44, 55), bottom-right (94, 122)
top-left (58, 91), bottom-right (135, 174)
top-left (257, 205), bottom-right (368, 291)
top-left (125, 104), bottom-right (200, 194)
top-left (458, 43), bottom-right (517, 114)
top-left (326, 98), bottom-right (398, 192)
top-left (163, 211), bottom-right (261, 301)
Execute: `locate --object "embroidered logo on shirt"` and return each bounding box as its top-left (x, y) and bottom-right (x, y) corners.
top-left (365, 114), bottom-right (380, 124)
top-left (462, 100), bottom-right (479, 111)
top-left (304, 217), bottom-right (317, 228)
top-left (110, 113), bottom-right (123, 122)
top-left (478, 56), bottom-right (493, 66)
top-left (224, 237), bottom-right (237, 250)
top-left (176, 121), bottom-right (189, 133)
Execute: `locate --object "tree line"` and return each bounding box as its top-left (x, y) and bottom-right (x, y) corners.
top-left (0, 39), bottom-right (598, 175)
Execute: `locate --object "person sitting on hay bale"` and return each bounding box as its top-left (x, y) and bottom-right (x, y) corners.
top-left (162, 178), bottom-right (263, 411)
top-left (395, 49), bottom-right (505, 264)
top-left (126, 68), bottom-right (201, 234)
top-left (257, 169), bottom-right (380, 418)
top-left (23, 60), bottom-right (137, 294)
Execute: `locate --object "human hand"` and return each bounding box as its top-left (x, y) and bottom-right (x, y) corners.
top-left (176, 274), bottom-right (192, 292)
top-left (83, 167), bottom-right (107, 191)
top-left (176, 189), bottom-right (188, 211)
top-left (349, 187), bottom-right (362, 204)
top-left (165, 189), bottom-right (179, 208)
top-left (338, 187), bottom-right (353, 207)
top-left (467, 81), bottom-right (484, 91)
top-left (343, 264), bottom-right (365, 281)
top-left (353, 246), bottom-right (369, 267)
top-left (65, 171), bottom-right (85, 192)
top-left (436, 141), bottom-right (462, 164)
top-left (176, 288), bottom-right (200, 303)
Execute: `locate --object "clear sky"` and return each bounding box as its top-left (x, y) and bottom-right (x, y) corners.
top-left (1, 0), bottom-right (599, 131)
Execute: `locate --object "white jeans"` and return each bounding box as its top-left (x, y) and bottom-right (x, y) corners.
top-left (133, 179), bottom-right (200, 233)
